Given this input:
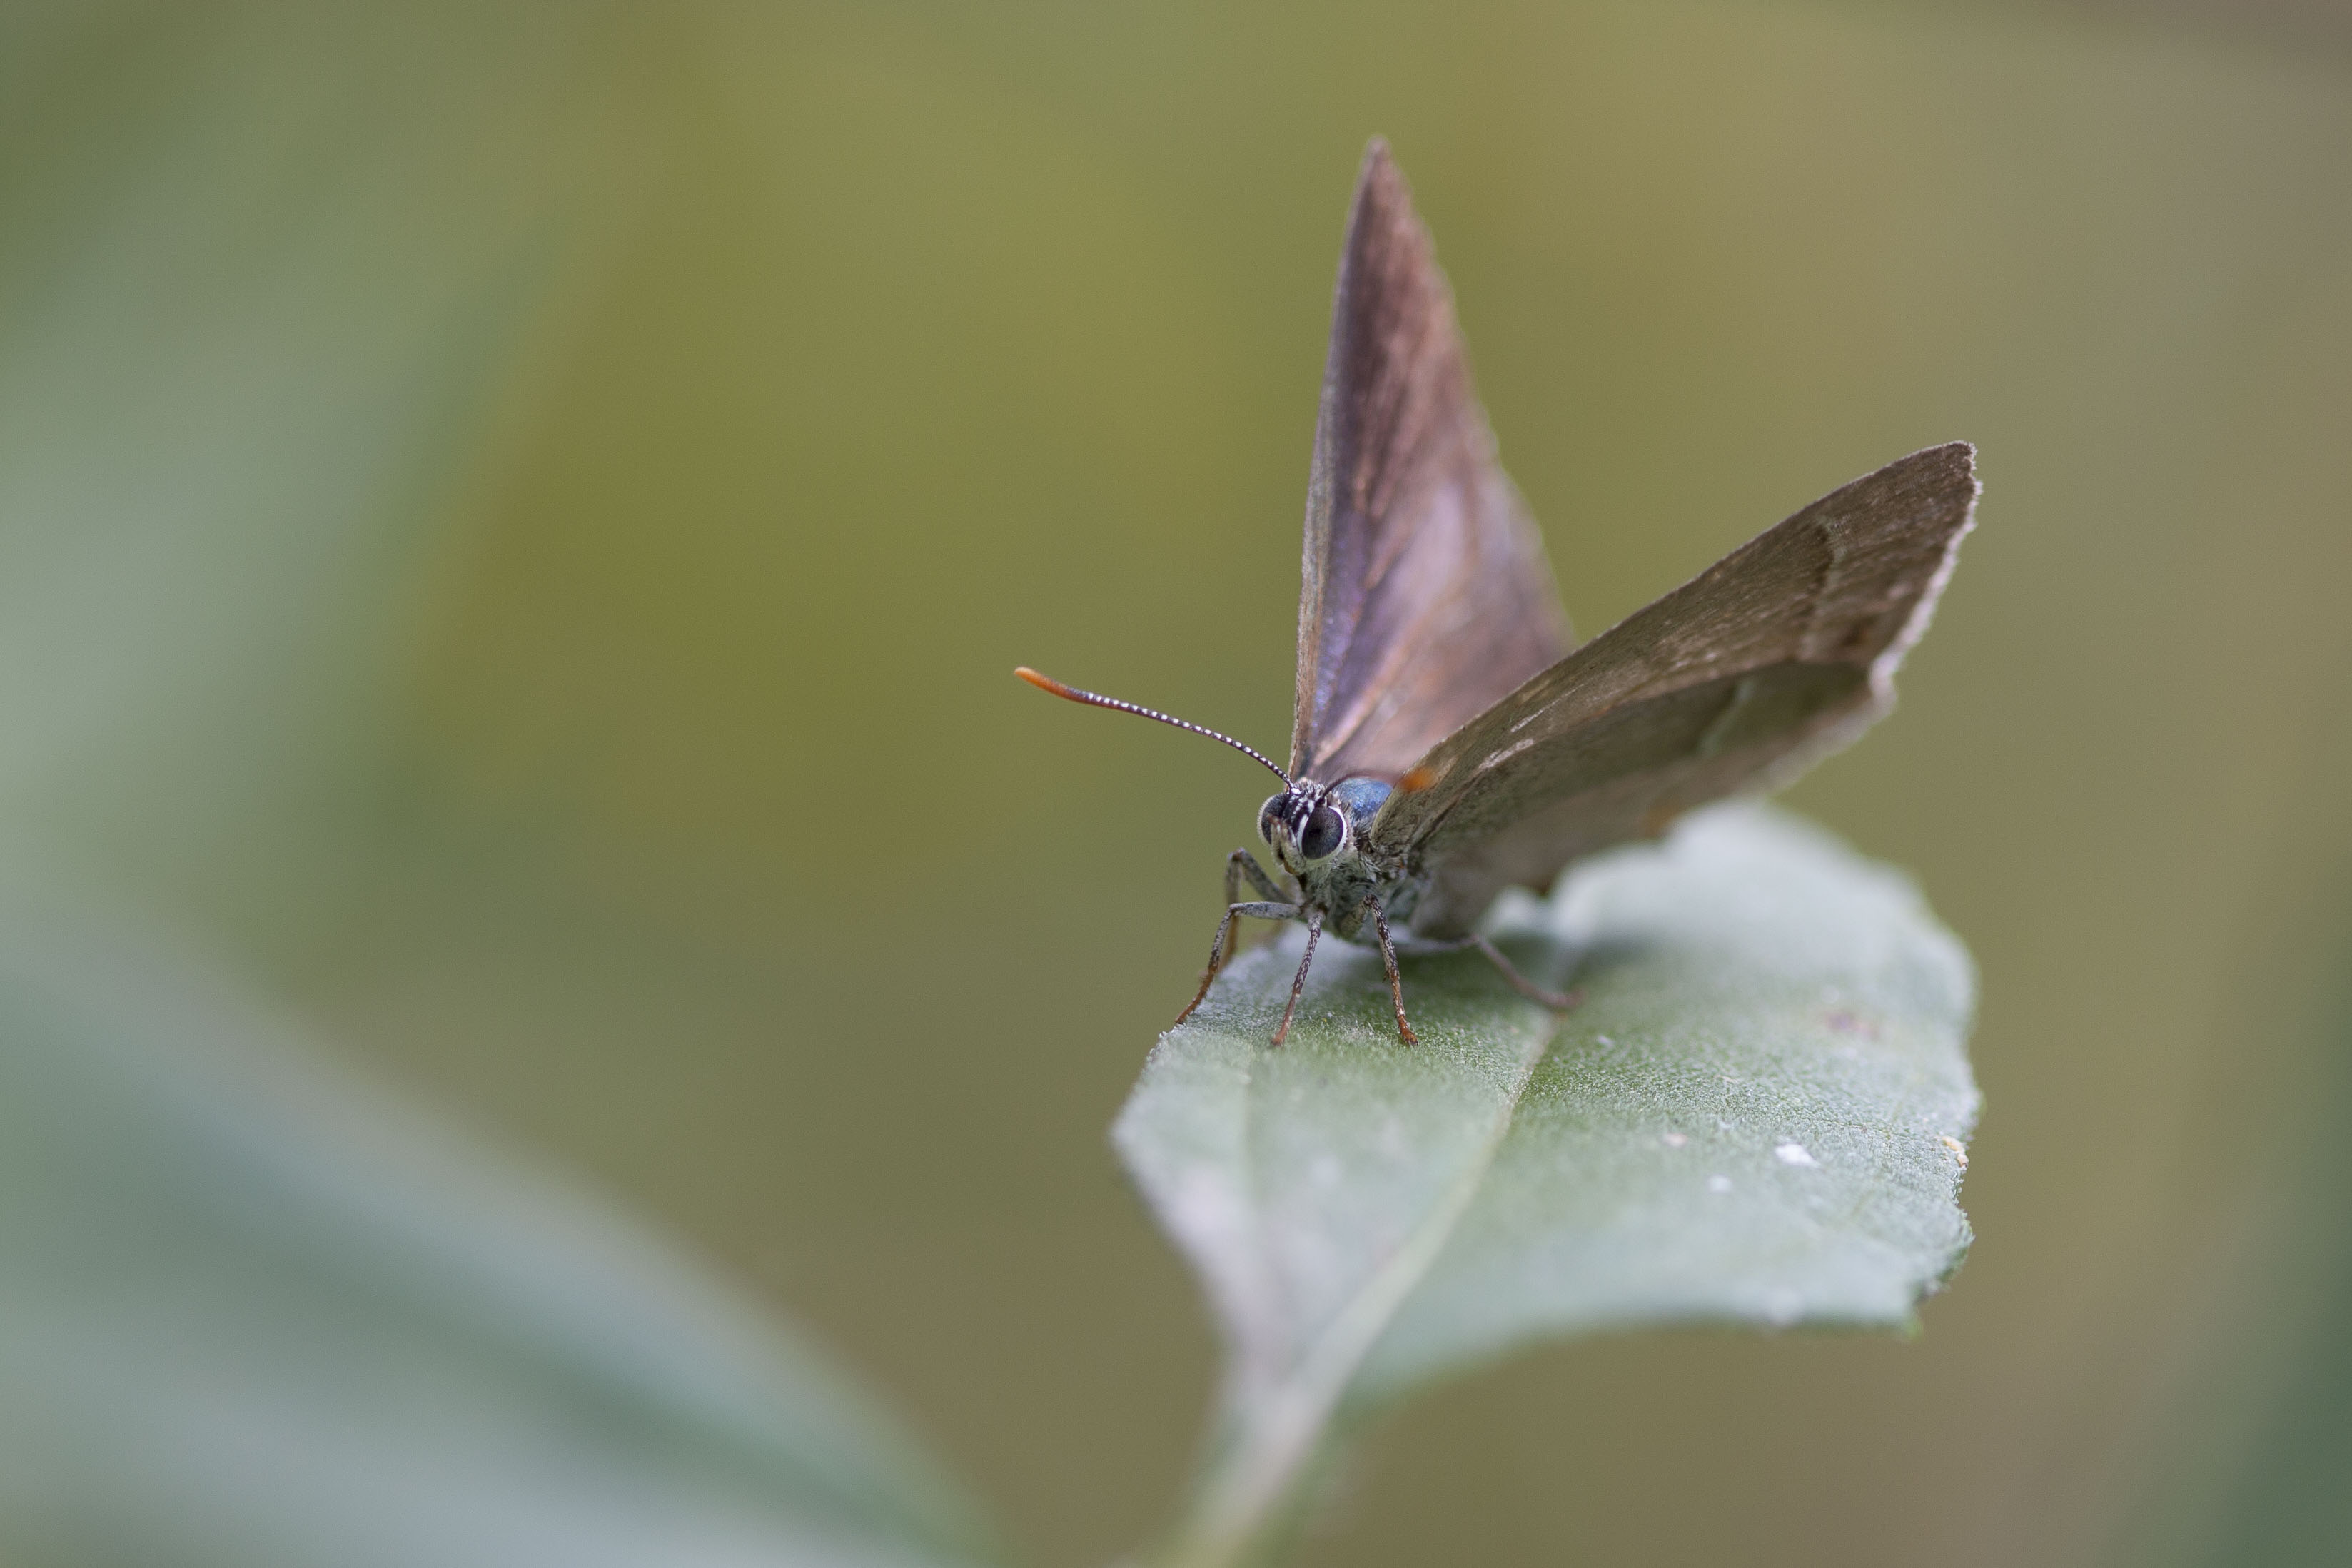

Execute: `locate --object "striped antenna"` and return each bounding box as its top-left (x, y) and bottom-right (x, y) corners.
top-left (1016, 667), bottom-right (1290, 785)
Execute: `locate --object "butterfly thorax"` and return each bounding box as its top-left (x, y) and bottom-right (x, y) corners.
top-left (1258, 776), bottom-right (1421, 942)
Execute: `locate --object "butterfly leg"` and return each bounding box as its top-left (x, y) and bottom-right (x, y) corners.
top-left (1467, 934), bottom-right (1583, 1011)
top-left (1393, 933), bottom-right (1583, 1011)
top-left (1214, 849), bottom-right (1293, 971)
top-left (1268, 910), bottom-right (1324, 1048)
top-left (1174, 899), bottom-right (1300, 1028)
top-left (1363, 894), bottom-right (1418, 1046)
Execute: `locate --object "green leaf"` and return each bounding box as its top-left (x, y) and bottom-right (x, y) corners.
top-left (0, 886), bottom-right (1003, 1568)
top-left (1115, 805), bottom-right (1977, 1566)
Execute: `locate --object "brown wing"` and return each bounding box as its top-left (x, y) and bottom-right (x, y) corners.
top-left (1368, 442), bottom-right (1979, 939)
top-left (1289, 140), bottom-right (1570, 786)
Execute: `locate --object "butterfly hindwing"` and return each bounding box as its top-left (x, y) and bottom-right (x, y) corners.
top-left (1368, 442), bottom-right (1979, 939)
top-left (1289, 141), bottom-right (1570, 786)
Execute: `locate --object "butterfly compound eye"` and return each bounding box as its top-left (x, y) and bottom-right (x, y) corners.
top-left (1299, 804), bottom-right (1345, 861)
top-left (1258, 796), bottom-right (1283, 845)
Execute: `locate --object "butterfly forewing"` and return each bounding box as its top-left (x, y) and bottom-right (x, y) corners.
top-left (1368, 442), bottom-right (1979, 939)
top-left (1289, 141), bottom-right (1570, 786)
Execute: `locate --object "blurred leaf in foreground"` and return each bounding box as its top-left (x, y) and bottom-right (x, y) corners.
top-left (1116, 805), bottom-right (1978, 1567)
top-left (0, 886), bottom-right (1001, 1568)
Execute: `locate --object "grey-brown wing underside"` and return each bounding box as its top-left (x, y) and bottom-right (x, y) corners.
top-left (1368, 442), bottom-right (1979, 939)
top-left (1289, 139), bottom-right (1570, 786)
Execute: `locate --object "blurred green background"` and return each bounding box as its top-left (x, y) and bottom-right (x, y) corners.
top-left (6, 0), bottom-right (2352, 1563)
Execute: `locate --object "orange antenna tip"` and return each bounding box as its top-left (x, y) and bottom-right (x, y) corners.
top-left (1014, 666), bottom-right (1078, 699)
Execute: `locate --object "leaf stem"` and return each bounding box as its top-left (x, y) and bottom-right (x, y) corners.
top-left (1141, 1016), bottom-right (1561, 1568)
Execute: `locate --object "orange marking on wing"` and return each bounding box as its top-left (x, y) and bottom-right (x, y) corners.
top-left (1640, 801), bottom-right (1684, 837)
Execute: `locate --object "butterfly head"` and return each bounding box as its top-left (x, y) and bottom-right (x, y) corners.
top-left (1259, 777), bottom-right (1393, 876)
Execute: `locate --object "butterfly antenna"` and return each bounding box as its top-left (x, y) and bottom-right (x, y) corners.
top-left (1016, 667), bottom-right (1290, 785)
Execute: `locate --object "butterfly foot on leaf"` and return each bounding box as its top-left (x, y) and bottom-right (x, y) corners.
top-left (1366, 894), bottom-right (1416, 1047)
top-left (1263, 912), bottom-right (1325, 1048)
top-left (1469, 934), bottom-right (1583, 1011)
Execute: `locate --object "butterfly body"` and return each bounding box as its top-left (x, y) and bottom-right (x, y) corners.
top-left (1257, 777), bottom-right (1411, 944)
top-left (1019, 138), bottom-right (1978, 1046)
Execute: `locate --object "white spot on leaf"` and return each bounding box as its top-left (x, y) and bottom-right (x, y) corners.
top-left (1775, 1142), bottom-right (1817, 1167)
top-left (1707, 1175), bottom-right (1733, 1194)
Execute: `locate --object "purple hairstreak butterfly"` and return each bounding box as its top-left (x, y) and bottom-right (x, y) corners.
top-left (1019, 139), bottom-right (1977, 1046)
